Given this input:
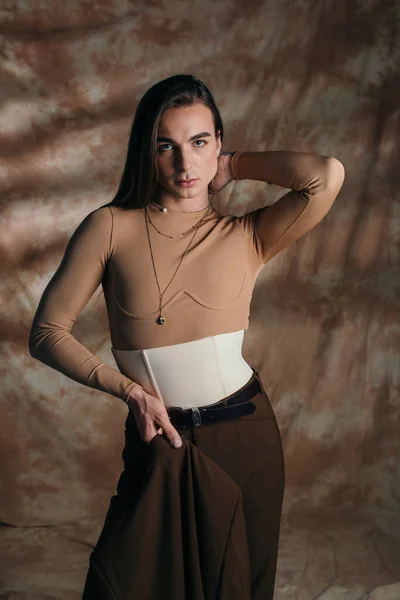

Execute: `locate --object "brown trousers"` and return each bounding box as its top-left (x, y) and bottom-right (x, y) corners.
top-left (82, 371), bottom-right (285, 599)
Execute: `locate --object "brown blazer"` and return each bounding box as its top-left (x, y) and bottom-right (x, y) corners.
top-left (82, 431), bottom-right (253, 600)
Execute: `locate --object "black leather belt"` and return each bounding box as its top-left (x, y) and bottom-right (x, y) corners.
top-left (167, 373), bottom-right (261, 428)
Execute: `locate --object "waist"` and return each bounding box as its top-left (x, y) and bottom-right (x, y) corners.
top-left (111, 329), bottom-right (254, 409)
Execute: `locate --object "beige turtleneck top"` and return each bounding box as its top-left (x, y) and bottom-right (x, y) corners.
top-left (29, 150), bottom-right (345, 402)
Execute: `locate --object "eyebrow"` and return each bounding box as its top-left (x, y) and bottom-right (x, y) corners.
top-left (157, 131), bottom-right (212, 143)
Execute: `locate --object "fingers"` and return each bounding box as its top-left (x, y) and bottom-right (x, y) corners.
top-left (161, 420), bottom-right (183, 448)
top-left (144, 420), bottom-right (182, 449)
top-left (129, 389), bottom-right (183, 449)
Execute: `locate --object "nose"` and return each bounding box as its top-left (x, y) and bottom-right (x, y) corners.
top-left (174, 148), bottom-right (191, 174)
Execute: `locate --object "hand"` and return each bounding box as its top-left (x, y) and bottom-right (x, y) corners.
top-left (208, 151), bottom-right (235, 195)
top-left (126, 387), bottom-right (183, 449)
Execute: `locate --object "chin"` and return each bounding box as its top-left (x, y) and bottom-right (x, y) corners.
top-left (173, 183), bottom-right (204, 196)
top-left (159, 180), bottom-right (206, 199)
top-left (177, 188), bottom-right (199, 196)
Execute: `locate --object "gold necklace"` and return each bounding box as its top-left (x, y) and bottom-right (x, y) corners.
top-left (144, 204), bottom-right (213, 324)
top-left (145, 203), bottom-right (212, 239)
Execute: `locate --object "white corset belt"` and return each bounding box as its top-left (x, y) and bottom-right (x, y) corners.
top-left (111, 329), bottom-right (254, 409)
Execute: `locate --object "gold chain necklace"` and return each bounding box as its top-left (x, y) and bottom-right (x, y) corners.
top-left (144, 204), bottom-right (213, 324)
top-left (145, 203), bottom-right (212, 239)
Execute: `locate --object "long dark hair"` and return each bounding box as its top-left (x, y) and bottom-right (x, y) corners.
top-left (107, 74), bottom-right (224, 210)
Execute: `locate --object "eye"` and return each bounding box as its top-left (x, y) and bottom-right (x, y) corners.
top-left (157, 140), bottom-right (207, 153)
top-left (158, 143), bottom-right (172, 152)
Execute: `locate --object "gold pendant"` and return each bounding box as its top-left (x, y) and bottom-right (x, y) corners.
top-left (156, 315), bottom-right (166, 325)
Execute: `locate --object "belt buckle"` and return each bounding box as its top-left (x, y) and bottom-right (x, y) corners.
top-left (191, 407), bottom-right (202, 427)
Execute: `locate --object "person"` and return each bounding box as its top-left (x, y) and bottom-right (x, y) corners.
top-left (29, 74), bottom-right (345, 599)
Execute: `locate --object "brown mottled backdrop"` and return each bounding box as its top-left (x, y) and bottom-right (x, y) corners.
top-left (0, 0), bottom-right (399, 598)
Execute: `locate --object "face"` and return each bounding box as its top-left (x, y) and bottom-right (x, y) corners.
top-left (155, 101), bottom-right (222, 204)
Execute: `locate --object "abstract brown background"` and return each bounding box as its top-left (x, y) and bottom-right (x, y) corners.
top-left (1, 0), bottom-right (399, 597)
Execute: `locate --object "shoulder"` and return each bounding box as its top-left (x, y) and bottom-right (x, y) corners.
top-left (75, 204), bottom-right (140, 234)
top-left (68, 206), bottom-right (115, 254)
top-left (77, 205), bottom-right (113, 232)
top-left (105, 204), bottom-right (146, 234)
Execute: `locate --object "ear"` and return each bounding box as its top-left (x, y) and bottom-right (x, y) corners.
top-left (216, 130), bottom-right (222, 155)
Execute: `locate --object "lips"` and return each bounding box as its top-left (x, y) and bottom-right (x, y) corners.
top-left (176, 178), bottom-right (197, 183)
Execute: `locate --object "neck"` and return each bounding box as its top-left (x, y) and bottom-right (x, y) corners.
top-left (154, 185), bottom-right (211, 212)
top-left (150, 199), bottom-right (211, 213)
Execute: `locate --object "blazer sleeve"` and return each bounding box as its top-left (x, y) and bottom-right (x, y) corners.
top-left (28, 205), bottom-right (143, 402)
top-left (231, 150), bottom-right (345, 263)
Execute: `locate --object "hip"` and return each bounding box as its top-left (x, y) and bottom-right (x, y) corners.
top-left (118, 371), bottom-right (285, 494)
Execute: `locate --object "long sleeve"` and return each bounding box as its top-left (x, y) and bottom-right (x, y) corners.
top-left (231, 150), bottom-right (345, 263)
top-left (29, 206), bottom-right (143, 402)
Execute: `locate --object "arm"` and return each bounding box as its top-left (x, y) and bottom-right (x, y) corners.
top-left (231, 150), bottom-right (345, 263)
top-left (29, 206), bottom-right (143, 403)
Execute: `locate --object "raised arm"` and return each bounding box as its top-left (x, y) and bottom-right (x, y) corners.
top-left (29, 206), bottom-right (143, 402)
top-left (231, 150), bottom-right (345, 263)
